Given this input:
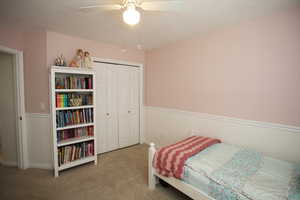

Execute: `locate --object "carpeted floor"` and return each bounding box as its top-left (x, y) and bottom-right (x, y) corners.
top-left (0, 144), bottom-right (191, 200)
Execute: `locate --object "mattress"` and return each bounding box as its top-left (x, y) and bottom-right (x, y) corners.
top-left (182, 143), bottom-right (300, 200)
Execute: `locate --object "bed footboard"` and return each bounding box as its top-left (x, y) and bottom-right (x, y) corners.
top-left (147, 135), bottom-right (214, 200)
top-left (148, 143), bottom-right (158, 190)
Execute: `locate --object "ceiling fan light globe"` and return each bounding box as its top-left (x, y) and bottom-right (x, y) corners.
top-left (123, 7), bottom-right (140, 25)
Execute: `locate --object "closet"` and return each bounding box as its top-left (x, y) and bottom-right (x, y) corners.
top-left (95, 62), bottom-right (140, 154)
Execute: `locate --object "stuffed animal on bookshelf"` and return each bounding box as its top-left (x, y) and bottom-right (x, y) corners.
top-left (69, 49), bottom-right (84, 68)
top-left (54, 54), bottom-right (67, 66)
top-left (83, 51), bottom-right (93, 68)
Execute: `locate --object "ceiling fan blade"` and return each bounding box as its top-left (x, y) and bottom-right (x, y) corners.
top-left (79, 4), bottom-right (123, 11)
top-left (139, 1), bottom-right (183, 11)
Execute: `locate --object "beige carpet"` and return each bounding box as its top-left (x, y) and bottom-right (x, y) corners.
top-left (0, 144), bottom-right (191, 200)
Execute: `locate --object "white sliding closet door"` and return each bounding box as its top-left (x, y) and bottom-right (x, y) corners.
top-left (106, 65), bottom-right (119, 152)
top-left (95, 65), bottom-right (107, 154)
top-left (118, 67), bottom-right (131, 148)
top-left (118, 67), bottom-right (140, 148)
top-left (95, 62), bottom-right (140, 152)
top-left (95, 63), bottom-right (118, 154)
top-left (129, 68), bottom-right (140, 145)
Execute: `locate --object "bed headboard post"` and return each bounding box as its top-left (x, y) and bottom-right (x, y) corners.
top-left (148, 142), bottom-right (157, 190)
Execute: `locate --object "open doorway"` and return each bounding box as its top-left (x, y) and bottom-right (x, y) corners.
top-left (0, 52), bottom-right (17, 165)
top-left (0, 45), bottom-right (27, 169)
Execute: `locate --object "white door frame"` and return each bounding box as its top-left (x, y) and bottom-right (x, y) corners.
top-left (0, 45), bottom-right (28, 169)
top-left (92, 57), bottom-right (145, 144)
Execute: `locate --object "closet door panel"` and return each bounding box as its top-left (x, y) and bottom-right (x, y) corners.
top-left (129, 69), bottom-right (140, 145)
top-left (117, 67), bottom-right (131, 148)
top-left (95, 65), bottom-right (108, 154)
top-left (106, 66), bottom-right (119, 152)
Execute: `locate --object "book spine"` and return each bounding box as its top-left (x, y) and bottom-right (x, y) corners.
top-left (88, 78), bottom-right (92, 89)
top-left (61, 94), bottom-right (64, 108)
top-left (64, 94), bottom-right (66, 107)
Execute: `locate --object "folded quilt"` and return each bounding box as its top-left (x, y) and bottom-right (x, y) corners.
top-left (153, 136), bottom-right (221, 179)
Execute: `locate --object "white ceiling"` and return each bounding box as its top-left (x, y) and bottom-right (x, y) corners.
top-left (0, 0), bottom-right (299, 50)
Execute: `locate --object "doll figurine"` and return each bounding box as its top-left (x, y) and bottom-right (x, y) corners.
top-left (83, 51), bottom-right (93, 68)
top-left (69, 49), bottom-right (84, 67)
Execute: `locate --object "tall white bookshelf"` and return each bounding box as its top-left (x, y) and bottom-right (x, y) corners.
top-left (50, 66), bottom-right (97, 177)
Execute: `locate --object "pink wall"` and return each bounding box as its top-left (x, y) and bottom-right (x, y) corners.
top-left (1, 28), bottom-right (145, 113)
top-left (146, 6), bottom-right (300, 126)
top-left (46, 31), bottom-right (145, 67)
top-left (43, 31), bottom-right (145, 113)
top-left (23, 31), bottom-right (48, 113)
top-left (0, 25), bottom-right (24, 51)
top-left (45, 31), bottom-right (145, 113)
top-left (0, 26), bottom-right (49, 113)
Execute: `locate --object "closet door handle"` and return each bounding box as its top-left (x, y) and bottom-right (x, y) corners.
top-left (128, 110), bottom-right (131, 114)
top-left (106, 113), bottom-right (110, 116)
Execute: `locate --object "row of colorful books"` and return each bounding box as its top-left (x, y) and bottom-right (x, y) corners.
top-left (55, 75), bottom-right (93, 89)
top-left (57, 126), bottom-right (94, 142)
top-left (56, 93), bottom-right (93, 108)
top-left (56, 108), bottom-right (93, 128)
top-left (58, 142), bottom-right (94, 166)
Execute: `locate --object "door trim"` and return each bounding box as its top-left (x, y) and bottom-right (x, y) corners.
top-left (92, 57), bottom-right (145, 144)
top-left (0, 45), bottom-right (28, 169)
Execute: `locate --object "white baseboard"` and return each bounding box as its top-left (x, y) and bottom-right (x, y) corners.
top-left (145, 106), bottom-right (300, 164)
top-left (0, 160), bottom-right (18, 167)
top-left (29, 163), bottom-right (53, 170)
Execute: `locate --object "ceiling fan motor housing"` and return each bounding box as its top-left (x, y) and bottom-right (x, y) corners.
top-left (123, 0), bottom-right (140, 25)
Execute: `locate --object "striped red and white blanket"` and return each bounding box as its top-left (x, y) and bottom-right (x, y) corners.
top-left (153, 136), bottom-right (221, 179)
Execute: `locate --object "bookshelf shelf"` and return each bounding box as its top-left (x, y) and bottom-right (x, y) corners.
top-left (56, 123), bottom-right (94, 131)
top-left (57, 136), bottom-right (95, 147)
top-left (56, 105), bottom-right (94, 111)
top-left (58, 156), bottom-right (96, 171)
top-left (52, 66), bottom-right (95, 75)
top-left (55, 89), bottom-right (94, 93)
top-left (51, 66), bottom-right (97, 177)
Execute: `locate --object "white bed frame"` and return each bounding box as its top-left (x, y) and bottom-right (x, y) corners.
top-left (148, 142), bottom-right (215, 200)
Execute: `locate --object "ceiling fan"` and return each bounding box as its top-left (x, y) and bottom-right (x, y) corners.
top-left (80, 0), bottom-right (183, 26)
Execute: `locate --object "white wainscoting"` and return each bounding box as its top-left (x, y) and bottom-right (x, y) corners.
top-left (26, 113), bottom-right (53, 169)
top-left (24, 108), bottom-right (300, 169)
top-left (145, 106), bottom-right (300, 164)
